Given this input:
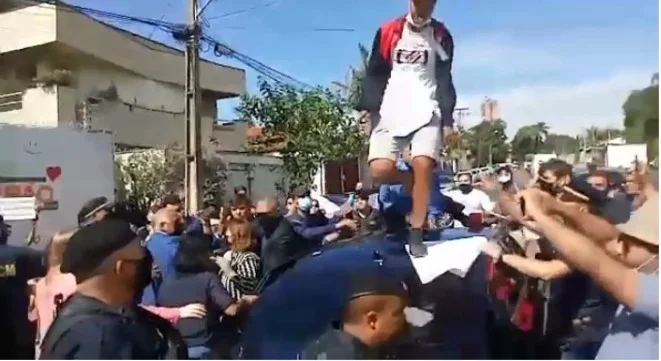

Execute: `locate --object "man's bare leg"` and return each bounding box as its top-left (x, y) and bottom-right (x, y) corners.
top-left (407, 156), bottom-right (433, 256)
top-left (370, 158), bottom-right (429, 257)
top-left (370, 159), bottom-right (413, 191)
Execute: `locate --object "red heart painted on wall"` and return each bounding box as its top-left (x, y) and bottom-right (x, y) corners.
top-left (46, 166), bottom-right (62, 182)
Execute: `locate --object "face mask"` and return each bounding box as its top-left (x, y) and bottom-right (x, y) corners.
top-left (498, 174), bottom-right (512, 184)
top-left (636, 254), bottom-right (659, 272)
top-left (256, 214), bottom-right (282, 236)
top-left (458, 184), bottom-right (472, 194)
top-left (132, 251), bottom-right (154, 296)
top-left (297, 197), bottom-right (312, 212)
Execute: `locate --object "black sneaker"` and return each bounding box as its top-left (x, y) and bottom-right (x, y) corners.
top-left (408, 228), bottom-right (428, 257)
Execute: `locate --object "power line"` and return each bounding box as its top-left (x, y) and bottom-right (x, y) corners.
top-left (201, 33), bottom-right (313, 88)
top-left (206, 0), bottom-right (282, 20)
top-left (17, 0), bottom-right (312, 88)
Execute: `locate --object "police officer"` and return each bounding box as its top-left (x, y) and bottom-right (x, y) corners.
top-left (40, 219), bottom-right (187, 359)
top-left (300, 272), bottom-right (409, 359)
top-left (0, 215), bottom-right (46, 359)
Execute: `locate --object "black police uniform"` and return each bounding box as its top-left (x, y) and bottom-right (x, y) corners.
top-left (39, 219), bottom-right (187, 359)
top-left (299, 272), bottom-right (409, 360)
top-left (0, 243), bottom-right (45, 359)
top-left (300, 328), bottom-right (380, 360)
top-left (40, 293), bottom-right (185, 359)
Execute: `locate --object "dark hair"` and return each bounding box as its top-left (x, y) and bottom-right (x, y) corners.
top-left (538, 159), bottom-right (573, 178)
top-left (496, 165), bottom-right (512, 175)
top-left (173, 235), bottom-right (215, 274)
top-left (357, 191), bottom-right (370, 201)
top-left (162, 194), bottom-right (182, 206)
top-left (232, 195), bottom-right (252, 208)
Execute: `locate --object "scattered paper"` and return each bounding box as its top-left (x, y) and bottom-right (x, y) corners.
top-left (406, 236), bottom-right (488, 284)
top-left (404, 307), bottom-right (434, 327)
top-left (0, 197), bottom-right (36, 221)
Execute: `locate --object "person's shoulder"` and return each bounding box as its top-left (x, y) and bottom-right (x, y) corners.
top-left (44, 313), bottom-right (124, 359)
top-left (379, 15), bottom-right (406, 31)
top-left (300, 329), bottom-right (358, 360)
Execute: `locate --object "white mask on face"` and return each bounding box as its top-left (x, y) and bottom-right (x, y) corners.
top-left (407, 2), bottom-right (431, 28)
top-left (636, 254), bottom-right (659, 272)
top-left (498, 174), bottom-right (512, 184)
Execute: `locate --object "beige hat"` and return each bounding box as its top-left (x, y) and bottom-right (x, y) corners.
top-left (617, 194), bottom-right (659, 246)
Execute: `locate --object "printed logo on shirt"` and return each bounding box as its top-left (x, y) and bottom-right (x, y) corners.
top-left (395, 49), bottom-right (429, 65)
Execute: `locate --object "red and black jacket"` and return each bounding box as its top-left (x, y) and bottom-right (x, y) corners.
top-left (356, 16), bottom-right (457, 127)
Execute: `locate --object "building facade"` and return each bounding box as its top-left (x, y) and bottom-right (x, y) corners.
top-left (0, 1), bottom-right (247, 150)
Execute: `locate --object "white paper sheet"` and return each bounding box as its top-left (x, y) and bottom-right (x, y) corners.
top-left (0, 197), bottom-right (36, 221)
top-left (406, 236), bottom-right (488, 284)
top-left (404, 307), bottom-right (434, 327)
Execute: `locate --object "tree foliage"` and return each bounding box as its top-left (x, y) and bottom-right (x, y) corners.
top-left (623, 84), bottom-right (659, 159)
top-left (237, 80), bottom-right (367, 190)
top-left (464, 120), bottom-right (509, 166)
top-left (539, 134), bottom-right (579, 155)
top-left (510, 122), bottom-right (549, 161)
top-left (115, 148), bottom-right (227, 212)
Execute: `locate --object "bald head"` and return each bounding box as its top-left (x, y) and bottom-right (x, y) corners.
top-left (152, 208), bottom-right (181, 235)
top-left (254, 197), bottom-right (278, 215)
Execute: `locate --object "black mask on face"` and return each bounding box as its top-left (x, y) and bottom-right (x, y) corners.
top-left (255, 213), bottom-right (282, 237)
top-left (458, 184), bottom-right (473, 194)
top-left (134, 251), bottom-right (154, 294)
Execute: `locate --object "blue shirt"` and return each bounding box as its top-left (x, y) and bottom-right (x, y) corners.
top-left (142, 232), bottom-right (180, 305)
top-left (378, 160), bottom-right (446, 216)
top-left (596, 273), bottom-right (659, 360)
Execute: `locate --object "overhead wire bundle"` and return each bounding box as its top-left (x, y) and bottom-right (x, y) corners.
top-left (17, 0), bottom-right (312, 88)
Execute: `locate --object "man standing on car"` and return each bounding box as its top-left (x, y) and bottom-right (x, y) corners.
top-left (356, 0), bottom-right (456, 257)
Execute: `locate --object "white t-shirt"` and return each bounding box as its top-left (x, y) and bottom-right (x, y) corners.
top-left (444, 189), bottom-right (495, 216)
top-left (379, 24), bottom-right (439, 136)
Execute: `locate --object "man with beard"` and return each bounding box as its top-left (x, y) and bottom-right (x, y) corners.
top-left (40, 219), bottom-right (187, 359)
top-left (357, 0), bottom-right (456, 257)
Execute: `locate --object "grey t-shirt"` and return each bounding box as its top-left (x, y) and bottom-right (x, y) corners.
top-left (596, 272), bottom-right (659, 360)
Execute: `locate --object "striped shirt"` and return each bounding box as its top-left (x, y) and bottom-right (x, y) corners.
top-left (219, 251), bottom-right (261, 300)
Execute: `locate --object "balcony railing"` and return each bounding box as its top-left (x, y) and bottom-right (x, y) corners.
top-left (0, 91), bottom-right (22, 112)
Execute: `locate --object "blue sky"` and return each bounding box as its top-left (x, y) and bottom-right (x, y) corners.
top-left (68, 0), bottom-right (658, 135)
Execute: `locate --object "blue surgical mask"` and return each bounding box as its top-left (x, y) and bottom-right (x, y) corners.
top-left (297, 197), bottom-right (312, 212)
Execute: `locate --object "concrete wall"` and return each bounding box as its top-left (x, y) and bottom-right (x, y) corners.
top-left (0, 4), bottom-right (57, 53)
top-left (222, 152), bottom-right (286, 204)
top-left (0, 4), bottom-right (245, 96)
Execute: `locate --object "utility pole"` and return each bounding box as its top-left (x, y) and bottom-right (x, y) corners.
top-left (184, 0), bottom-right (202, 215)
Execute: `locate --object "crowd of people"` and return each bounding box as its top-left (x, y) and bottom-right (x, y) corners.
top-left (0, 0), bottom-right (657, 358)
top-left (0, 156), bottom-right (657, 359)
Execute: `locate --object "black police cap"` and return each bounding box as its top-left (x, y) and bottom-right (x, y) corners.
top-left (61, 219), bottom-right (138, 279)
top-left (77, 196), bottom-right (114, 225)
top-left (347, 272), bottom-right (409, 301)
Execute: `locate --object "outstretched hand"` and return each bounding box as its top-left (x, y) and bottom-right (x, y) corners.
top-left (518, 188), bottom-right (555, 220)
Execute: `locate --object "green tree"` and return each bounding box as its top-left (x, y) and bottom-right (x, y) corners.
top-left (539, 134), bottom-right (580, 155)
top-left (115, 148), bottom-right (226, 212)
top-left (623, 83), bottom-right (659, 159)
top-left (510, 122), bottom-right (549, 161)
top-left (237, 80), bottom-right (367, 191)
top-left (464, 120), bottom-right (509, 167)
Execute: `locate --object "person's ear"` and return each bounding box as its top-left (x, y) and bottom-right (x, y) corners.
top-left (114, 260), bottom-right (125, 276)
top-left (366, 310), bottom-right (379, 330)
